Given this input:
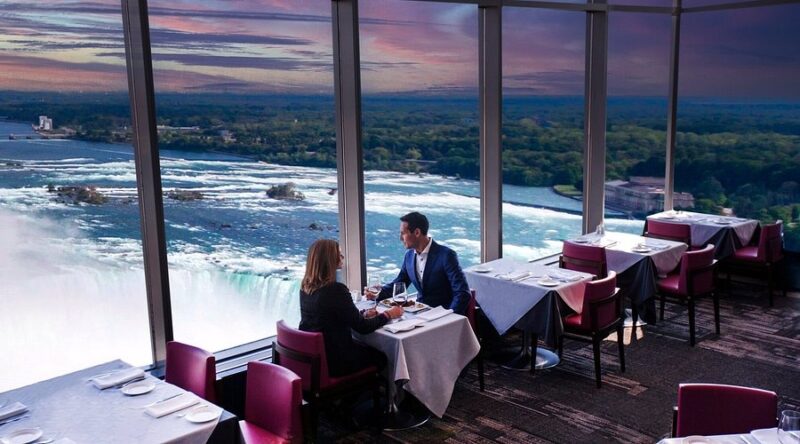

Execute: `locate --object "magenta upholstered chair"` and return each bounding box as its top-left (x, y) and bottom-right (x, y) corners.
top-left (560, 242), bottom-right (607, 278)
top-left (559, 271), bottom-right (624, 388)
top-left (165, 341), bottom-right (217, 402)
top-left (645, 219), bottom-right (692, 247)
top-left (656, 244), bottom-right (718, 346)
top-left (673, 383), bottom-right (778, 437)
top-left (726, 221), bottom-right (785, 306)
top-left (272, 320), bottom-right (381, 437)
top-left (239, 361), bottom-right (303, 444)
top-left (466, 289), bottom-right (484, 391)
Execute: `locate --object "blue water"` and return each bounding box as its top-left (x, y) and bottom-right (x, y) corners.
top-left (0, 119), bottom-right (642, 390)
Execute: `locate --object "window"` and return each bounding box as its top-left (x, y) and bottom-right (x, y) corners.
top-left (360, 1), bottom-right (481, 283)
top-left (604, 12), bottom-right (672, 234)
top-left (502, 8), bottom-right (586, 260)
top-left (677, 5), bottom-right (800, 251)
top-left (0, 1), bottom-right (151, 391)
top-left (148, 0), bottom-right (337, 351)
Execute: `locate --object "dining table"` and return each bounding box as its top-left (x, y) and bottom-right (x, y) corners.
top-left (565, 231), bottom-right (688, 326)
top-left (657, 427), bottom-right (784, 443)
top-left (647, 210), bottom-right (759, 259)
top-left (353, 300), bottom-right (480, 428)
top-left (0, 360), bottom-right (238, 444)
top-left (464, 258), bottom-right (594, 370)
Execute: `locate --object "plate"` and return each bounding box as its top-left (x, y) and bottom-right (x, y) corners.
top-left (713, 219), bottom-right (732, 225)
top-left (631, 247), bottom-right (652, 253)
top-left (572, 238), bottom-right (589, 244)
top-left (185, 405), bottom-right (221, 424)
top-left (472, 266), bottom-right (492, 273)
top-left (403, 302), bottom-right (429, 313)
top-left (537, 279), bottom-right (560, 287)
top-left (121, 379), bottom-right (156, 396)
top-left (681, 436), bottom-right (711, 444)
top-left (0, 428), bottom-right (42, 444)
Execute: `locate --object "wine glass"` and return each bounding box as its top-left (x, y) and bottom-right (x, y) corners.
top-left (779, 410), bottom-right (800, 444)
top-left (393, 282), bottom-right (407, 306)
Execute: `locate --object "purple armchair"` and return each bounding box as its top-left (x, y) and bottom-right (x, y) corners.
top-left (165, 341), bottom-right (217, 402)
top-left (645, 219), bottom-right (692, 247)
top-left (272, 320), bottom-right (382, 438)
top-left (725, 221), bottom-right (786, 306)
top-left (673, 383), bottom-right (778, 437)
top-left (560, 242), bottom-right (608, 278)
top-left (656, 244), bottom-right (718, 346)
top-left (558, 271), bottom-right (624, 388)
top-left (239, 361), bottom-right (303, 444)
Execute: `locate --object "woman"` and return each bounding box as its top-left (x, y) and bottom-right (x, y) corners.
top-left (299, 239), bottom-right (403, 377)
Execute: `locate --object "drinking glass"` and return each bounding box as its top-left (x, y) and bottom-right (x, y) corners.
top-left (779, 410), bottom-right (800, 444)
top-left (393, 282), bottom-right (407, 306)
top-left (365, 275), bottom-right (382, 307)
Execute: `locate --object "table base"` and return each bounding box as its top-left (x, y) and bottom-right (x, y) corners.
top-left (496, 335), bottom-right (561, 371)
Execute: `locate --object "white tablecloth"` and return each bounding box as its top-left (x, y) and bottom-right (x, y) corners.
top-left (648, 211), bottom-right (758, 248)
top-left (0, 361), bottom-right (220, 444)
top-left (354, 310), bottom-right (479, 418)
top-left (658, 427), bottom-right (781, 444)
top-left (594, 231), bottom-right (688, 276)
top-left (464, 258), bottom-right (594, 335)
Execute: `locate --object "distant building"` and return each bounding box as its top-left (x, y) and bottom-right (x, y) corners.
top-left (219, 130), bottom-right (236, 143)
top-left (605, 176), bottom-right (694, 214)
top-left (37, 115), bottom-right (53, 131)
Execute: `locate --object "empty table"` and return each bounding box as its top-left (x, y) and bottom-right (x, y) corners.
top-left (647, 211), bottom-right (758, 259)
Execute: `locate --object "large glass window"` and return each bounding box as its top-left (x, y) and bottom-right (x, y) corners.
top-left (360, 1), bottom-right (481, 284)
top-left (604, 12), bottom-right (672, 234)
top-left (677, 6), bottom-right (800, 251)
top-left (0, 1), bottom-right (151, 391)
top-left (148, 1), bottom-right (337, 351)
top-left (502, 8), bottom-right (586, 261)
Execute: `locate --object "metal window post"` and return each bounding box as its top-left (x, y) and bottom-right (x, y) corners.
top-left (332, 0), bottom-right (367, 290)
top-left (583, 0), bottom-right (609, 234)
top-left (121, 0), bottom-right (173, 365)
top-left (479, 4), bottom-right (503, 262)
top-left (664, 0), bottom-right (682, 211)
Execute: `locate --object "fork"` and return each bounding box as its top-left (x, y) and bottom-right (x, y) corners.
top-left (0, 414), bottom-right (30, 427)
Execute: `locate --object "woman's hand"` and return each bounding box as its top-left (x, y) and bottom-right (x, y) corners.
top-left (384, 306), bottom-right (404, 320)
top-left (363, 308), bottom-right (379, 319)
top-left (363, 286), bottom-right (378, 301)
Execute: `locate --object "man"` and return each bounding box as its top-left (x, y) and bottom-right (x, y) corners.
top-left (369, 211), bottom-right (470, 315)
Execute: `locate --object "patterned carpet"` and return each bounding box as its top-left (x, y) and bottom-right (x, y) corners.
top-left (320, 284), bottom-right (800, 443)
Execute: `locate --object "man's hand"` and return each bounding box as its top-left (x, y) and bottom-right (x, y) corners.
top-left (384, 306), bottom-right (404, 319)
top-left (363, 286), bottom-right (378, 301)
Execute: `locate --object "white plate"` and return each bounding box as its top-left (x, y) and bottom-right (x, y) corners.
top-left (0, 428), bottom-right (42, 444)
top-left (185, 405), bottom-right (221, 424)
top-left (403, 302), bottom-right (429, 313)
top-left (472, 267), bottom-right (492, 273)
top-left (121, 379), bottom-right (156, 396)
top-left (631, 247), bottom-right (652, 253)
top-left (537, 279), bottom-right (560, 287)
top-left (681, 436), bottom-right (711, 444)
top-left (713, 219), bottom-right (732, 225)
top-left (572, 238), bottom-right (589, 244)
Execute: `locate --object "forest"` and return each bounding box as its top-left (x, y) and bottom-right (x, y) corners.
top-left (1, 92), bottom-right (798, 248)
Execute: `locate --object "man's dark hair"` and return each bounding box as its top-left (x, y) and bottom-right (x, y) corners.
top-left (400, 212), bottom-right (429, 235)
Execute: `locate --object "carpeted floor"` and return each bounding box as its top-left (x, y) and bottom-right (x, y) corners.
top-left (319, 284), bottom-right (800, 443)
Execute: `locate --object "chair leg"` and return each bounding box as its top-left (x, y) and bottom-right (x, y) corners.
top-left (477, 354), bottom-right (485, 391)
top-left (713, 292), bottom-right (720, 335)
top-left (592, 335), bottom-right (602, 388)
top-left (308, 400), bottom-right (319, 443)
top-left (659, 293), bottom-right (666, 321)
top-left (617, 324), bottom-right (625, 373)
top-left (767, 265), bottom-right (774, 307)
top-left (688, 298), bottom-right (696, 346)
top-left (530, 334), bottom-right (538, 375)
top-left (631, 305), bottom-right (639, 340)
top-left (726, 271), bottom-right (732, 296)
top-left (557, 335), bottom-right (564, 360)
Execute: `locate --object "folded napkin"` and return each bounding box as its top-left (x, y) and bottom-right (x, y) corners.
top-left (0, 402), bottom-right (28, 421)
top-left (145, 393), bottom-right (200, 418)
top-left (91, 367), bottom-right (145, 390)
top-left (548, 271), bottom-right (582, 282)
top-left (498, 271), bottom-right (529, 282)
top-left (750, 428), bottom-right (780, 444)
top-left (384, 318), bottom-right (426, 334)
top-left (416, 306), bottom-right (453, 322)
top-left (644, 240), bottom-right (669, 250)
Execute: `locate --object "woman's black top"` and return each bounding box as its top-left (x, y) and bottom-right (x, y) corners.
top-left (299, 282), bottom-right (388, 377)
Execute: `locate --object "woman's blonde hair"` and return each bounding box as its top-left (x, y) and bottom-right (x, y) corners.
top-left (301, 239), bottom-right (340, 294)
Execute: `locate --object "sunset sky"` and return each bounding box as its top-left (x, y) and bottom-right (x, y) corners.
top-left (0, 0), bottom-right (798, 98)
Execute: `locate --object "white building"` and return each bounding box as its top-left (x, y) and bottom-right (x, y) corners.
top-left (38, 115), bottom-right (53, 131)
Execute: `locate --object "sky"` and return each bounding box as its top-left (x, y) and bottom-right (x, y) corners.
top-left (0, 0), bottom-right (798, 98)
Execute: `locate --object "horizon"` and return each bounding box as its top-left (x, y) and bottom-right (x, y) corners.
top-left (0, 1), bottom-right (798, 98)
